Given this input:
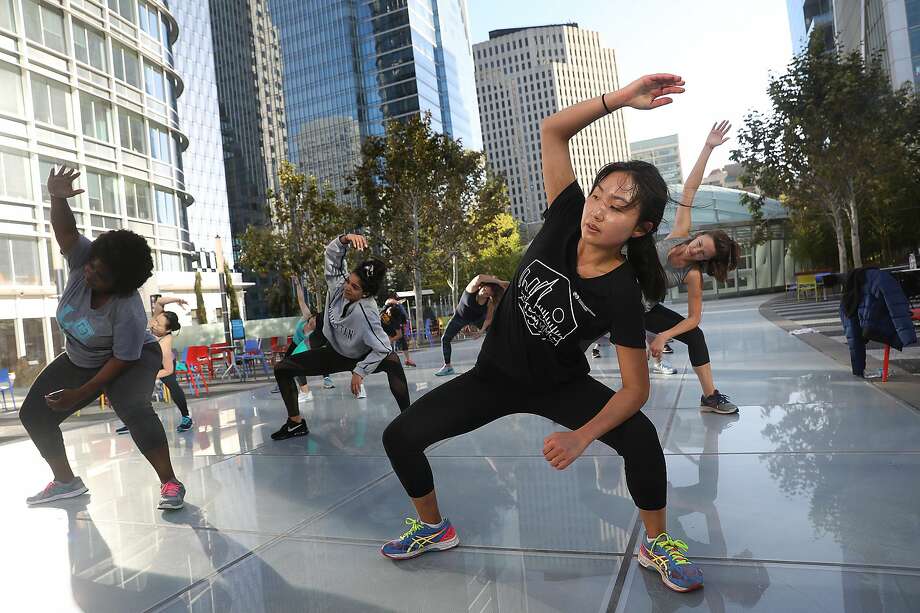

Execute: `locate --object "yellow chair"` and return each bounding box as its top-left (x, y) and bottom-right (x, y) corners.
top-left (795, 273), bottom-right (818, 302)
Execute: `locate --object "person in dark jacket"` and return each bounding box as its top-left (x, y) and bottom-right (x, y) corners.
top-left (839, 267), bottom-right (917, 377)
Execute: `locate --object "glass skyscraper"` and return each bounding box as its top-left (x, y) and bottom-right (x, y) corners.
top-left (268, 0), bottom-right (481, 200)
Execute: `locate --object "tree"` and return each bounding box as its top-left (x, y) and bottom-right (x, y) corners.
top-left (732, 35), bottom-right (920, 271)
top-left (239, 161), bottom-right (360, 310)
top-left (224, 263), bottom-right (241, 320)
top-left (351, 114), bottom-right (508, 342)
top-left (193, 272), bottom-right (207, 324)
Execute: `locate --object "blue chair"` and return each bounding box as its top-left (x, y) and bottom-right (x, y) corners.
top-left (241, 339), bottom-right (270, 378)
top-left (0, 369), bottom-right (15, 412)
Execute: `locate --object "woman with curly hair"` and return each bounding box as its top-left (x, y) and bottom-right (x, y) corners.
top-left (20, 167), bottom-right (186, 510)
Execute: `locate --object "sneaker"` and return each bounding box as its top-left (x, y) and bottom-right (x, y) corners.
top-left (638, 532), bottom-right (704, 592)
top-left (662, 342), bottom-right (674, 354)
top-left (651, 361), bottom-right (678, 375)
top-left (700, 390), bottom-right (739, 415)
top-left (26, 477), bottom-right (89, 506)
top-left (176, 416), bottom-right (193, 432)
top-left (434, 365), bottom-right (455, 377)
top-left (298, 390), bottom-right (314, 403)
top-left (158, 479), bottom-right (186, 510)
top-left (271, 418), bottom-right (309, 440)
top-left (356, 384), bottom-right (367, 399)
top-left (405, 359), bottom-right (417, 367)
top-left (115, 424), bottom-right (130, 435)
top-left (322, 376), bottom-right (335, 389)
top-left (591, 347), bottom-right (601, 359)
top-left (381, 517), bottom-right (460, 560)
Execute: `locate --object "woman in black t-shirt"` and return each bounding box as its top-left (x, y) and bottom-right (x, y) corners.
top-left (380, 75), bottom-right (703, 593)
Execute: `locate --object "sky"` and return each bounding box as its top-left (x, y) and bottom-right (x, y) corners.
top-left (466, 0), bottom-right (795, 181)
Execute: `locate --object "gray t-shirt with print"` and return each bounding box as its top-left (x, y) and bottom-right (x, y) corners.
top-left (56, 235), bottom-right (156, 368)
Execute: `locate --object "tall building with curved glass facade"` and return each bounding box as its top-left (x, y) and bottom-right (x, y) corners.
top-left (268, 0), bottom-right (481, 201)
top-left (0, 0), bottom-right (225, 381)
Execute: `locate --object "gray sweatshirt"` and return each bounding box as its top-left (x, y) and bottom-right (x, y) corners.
top-left (322, 236), bottom-right (393, 377)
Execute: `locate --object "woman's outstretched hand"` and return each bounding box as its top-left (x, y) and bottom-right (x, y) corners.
top-left (706, 120), bottom-right (731, 148)
top-left (342, 234), bottom-right (368, 251)
top-left (47, 166), bottom-right (85, 199)
top-left (621, 74), bottom-right (686, 110)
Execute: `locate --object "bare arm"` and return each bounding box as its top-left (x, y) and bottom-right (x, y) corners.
top-left (465, 274), bottom-right (507, 294)
top-left (47, 167), bottom-right (85, 255)
top-left (541, 74), bottom-right (685, 205)
top-left (669, 121), bottom-right (730, 239)
top-left (156, 335), bottom-right (174, 379)
top-left (152, 295), bottom-right (188, 317)
top-left (293, 277), bottom-right (311, 319)
top-left (653, 269), bottom-right (703, 344)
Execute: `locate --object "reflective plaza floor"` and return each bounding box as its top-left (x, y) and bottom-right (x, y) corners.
top-left (3, 295), bottom-right (920, 612)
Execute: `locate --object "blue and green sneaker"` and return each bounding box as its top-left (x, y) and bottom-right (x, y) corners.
top-left (381, 517), bottom-right (459, 560)
top-left (638, 532), bottom-right (704, 592)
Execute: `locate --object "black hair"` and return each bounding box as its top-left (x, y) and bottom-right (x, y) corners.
top-left (162, 311), bottom-right (181, 333)
top-left (590, 161), bottom-right (668, 303)
top-left (353, 259), bottom-right (387, 297)
top-left (88, 229), bottom-right (154, 296)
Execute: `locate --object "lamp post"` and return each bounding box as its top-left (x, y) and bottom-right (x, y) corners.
top-left (215, 235), bottom-right (231, 345)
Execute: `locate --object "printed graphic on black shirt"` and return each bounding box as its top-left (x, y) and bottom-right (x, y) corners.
top-left (517, 259), bottom-right (578, 346)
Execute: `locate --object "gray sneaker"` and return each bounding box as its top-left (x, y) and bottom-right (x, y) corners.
top-left (322, 376), bottom-right (335, 389)
top-left (700, 390), bottom-right (739, 415)
top-left (27, 477), bottom-right (89, 506)
top-left (651, 361), bottom-right (678, 375)
top-left (434, 365), bottom-right (455, 377)
top-left (158, 479), bottom-right (186, 510)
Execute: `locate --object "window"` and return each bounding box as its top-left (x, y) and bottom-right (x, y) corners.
top-left (0, 150), bottom-right (31, 199)
top-left (85, 170), bottom-right (119, 214)
top-left (154, 188), bottom-right (176, 225)
top-left (24, 0), bottom-right (65, 52)
top-left (0, 237), bottom-right (41, 285)
top-left (125, 179), bottom-right (151, 219)
top-left (0, 320), bottom-right (14, 369)
top-left (112, 43), bottom-right (141, 88)
top-left (73, 22), bottom-right (107, 71)
top-left (138, 2), bottom-right (162, 43)
top-left (22, 318), bottom-right (45, 365)
top-left (144, 61), bottom-right (165, 100)
top-left (160, 252), bottom-right (182, 272)
top-left (0, 62), bottom-right (23, 115)
top-left (108, 0), bottom-right (135, 23)
top-left (31, 75), bottom-right (69, 128)
top-left (149, 123), bottom-right (170, 162)
top-left (118, 109), bottom-right (146, 153)
top-left (80, 93), bottom-right (111, 142)
top-left (1, 0), bottom-right (15, 32)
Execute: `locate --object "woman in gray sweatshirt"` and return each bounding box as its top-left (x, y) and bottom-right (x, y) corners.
top-left (271, 233), bottom-right (410, 440)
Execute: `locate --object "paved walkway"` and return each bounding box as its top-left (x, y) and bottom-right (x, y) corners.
top-left (2, 295), bottom-right (919, 612)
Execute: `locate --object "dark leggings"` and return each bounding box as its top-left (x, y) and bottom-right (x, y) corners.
top-left (20, 343), bottom-right (167, 458)
top-left (644, 304), bottom-right (711, 367)
top-left (441, 314), bottom-right (483, 364)
top-left (160, 372), bottom-right (189, 417)
top-left (382, 365), bottom-right (666, 510)
top-left (273, 344), bottom-right (410, 418)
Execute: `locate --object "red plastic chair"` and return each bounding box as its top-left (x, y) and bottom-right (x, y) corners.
top-left (208, 342), bottom-right (232, 377)
top-left (185, 346), bottom-right (212, 393)
top-left (882, 308), bottom-right (920, 382)
top-left (269, 336), bottom-right (287, 365)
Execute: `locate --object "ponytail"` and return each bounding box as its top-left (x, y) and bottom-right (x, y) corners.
top-left (626, 233), bottom-right (667, 304)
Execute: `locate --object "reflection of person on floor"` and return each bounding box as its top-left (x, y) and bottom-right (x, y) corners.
top-left (20, 166), bottom-right (185, 511)
top-left (644, 122), bottom-right (741, 415)
top-left (434, 275), bottom-right (508, 377)
top-left (271, 234), bottom-right (410, 441)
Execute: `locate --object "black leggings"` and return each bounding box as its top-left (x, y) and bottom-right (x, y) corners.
top-left (160, 372), bottom-right (189, 417)
top-left (441, 314), bottom-right (483, 364)
top-left (382, 365), bottom-right (666, 510)
top-left (273, 344), bottom-right (410, 418)
top-left (20, 344), bottom-right (167, 458)
top-left (644, 304), bottom-right (711, 367)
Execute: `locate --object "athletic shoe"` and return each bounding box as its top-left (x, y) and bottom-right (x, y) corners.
top-left (322, 376), bottom-right (335, 389)
top-left (298, 390), bottom-right (314, 403)
top-left (591, 347), bottom-right (601, 359)
top-left (651, 361), bottom-right (678, 375)
top-left (434, 365), bottom-right (454, 376)
top-left (638, 532), bottom-right (703, 592)
top-left (356, 384), bottom-right (367, 399)
top-left (405, 359), bottom-right (417, 367)
top-left (380, 517), bottom-right (460, 560)
top-left (176, 416), bottom-right (193, 432)
top-left (158, 479), bottom-right (186, 510)
top-left (700, 390), bottom-right (739, 415)
top-left (271, 418), bottom-right (309, 440)
top-left (26, 477), bottom-right (89, 505)
top-left (115, 424), bottom-right (130, 435)
top-left (662, 343), bottom-right (674, 354)
top-left (270, 386), bottom-right (281, 393)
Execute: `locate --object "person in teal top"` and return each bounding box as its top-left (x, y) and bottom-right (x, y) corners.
top-left (278, 277), bottom-right (317, 403)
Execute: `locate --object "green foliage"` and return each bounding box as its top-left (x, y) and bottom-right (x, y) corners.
top-left (193, 272), bottom-right (207, 324)
top-left (224, 263), bottom-right (241, 320)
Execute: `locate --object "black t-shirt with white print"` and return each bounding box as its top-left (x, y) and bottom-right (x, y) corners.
top-left (478, 181), bottom-right (646, 387)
